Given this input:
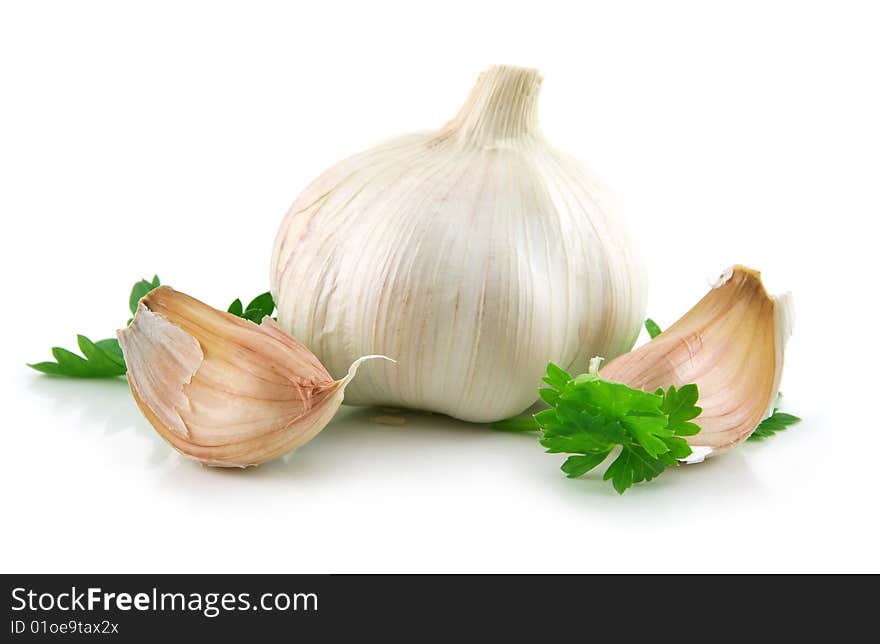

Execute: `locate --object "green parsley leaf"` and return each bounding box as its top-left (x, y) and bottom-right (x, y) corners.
top-left (28, 335), bottom-right (127, 377)
top-left (77, 335), bottom-right (125, 370)
top-left (31, 276), bottom-right (279, 379)
top-left (31, 276), bottom-right (279, 380)
top-left (31, 275), bottom-right (162, 378)
top-left (562, 451), bottom-right (612, 478)
top-left (531, 363), bottom-right (702, 494)
top-left (644, 318), bottom-right (662, 339)
top-left (227, 291), bottom-right (275, 323)
top-left (93, 338), bottom-right (125, 366)
top-left (128, 275), bottom-right (161, 316)
top-left (603, 445), bottom-right (674, 494)
top-left (658, 384), bottom-right (702, 436)
top-left (748, 409), bottom-right (802, 441)
top-left (227, 298), bottom-right (244, 317)
top-left (246, 291), bottom-right (274, 317)
top-left (544, 362), bottom-right (571, 390)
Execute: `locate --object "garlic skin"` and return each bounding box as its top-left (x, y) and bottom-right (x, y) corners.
top-left (271, 65), bottom-right (647, 422)
top-left (600, 266), bottom-right (793, 457)
top-left (118, 286), bottom-right (382, 467)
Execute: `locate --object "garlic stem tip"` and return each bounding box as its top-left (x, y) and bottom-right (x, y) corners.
top-left (342, 354), bottom-right (396, 386)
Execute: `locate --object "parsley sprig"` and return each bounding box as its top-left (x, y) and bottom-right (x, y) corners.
top-left (28, 336), bottom-right (128, 378)
top-left (28, 276), bottom-right (163, 378)
top-left (748, 408), bottom-right (801, 440)
top-left (493, 363), bottom-right (702, 494)
top-left (494, 362), bottom-right (803, 493)
top-left (495, 315), bottom-right (802, 493)
top-left (227, 291), bottom-right (275, 323)
top-left (126, 275), bottom-right (161, 324)
top-left (29, 276), bottom-right (275, 378)
top-left (644, 318), bottom-right (663, 339)
top-left (538, 364), bottom-right (702, 493)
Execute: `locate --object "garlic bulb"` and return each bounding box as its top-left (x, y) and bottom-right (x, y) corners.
top-left (600, 266), bottom-right (793, 459)
top-left (118, 286), bottom-right (384, 467)
top-left (271, 65), bottom-right (647, 423)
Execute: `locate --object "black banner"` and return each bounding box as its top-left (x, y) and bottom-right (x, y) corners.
top-left (2, 574), bottom-right (870, 640)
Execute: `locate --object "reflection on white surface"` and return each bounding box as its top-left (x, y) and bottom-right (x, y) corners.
top-left (1, 370), bottom-right (836, 573)
top-left (28, 375), bottom-right (172, 467)
top-left (23, 373), bottom-right (766, 499)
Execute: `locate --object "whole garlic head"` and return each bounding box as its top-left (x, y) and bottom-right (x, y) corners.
top-left (271, 65), bottom-right (647, 422)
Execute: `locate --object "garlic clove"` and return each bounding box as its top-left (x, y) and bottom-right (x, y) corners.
top-left (599, 266), bottom-right (793, 457)
top-left (118, 286), bottom-right (386, 467)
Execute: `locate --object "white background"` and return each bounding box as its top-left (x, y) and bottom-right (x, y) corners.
top-left (1, 1), bottom-right (877, 573)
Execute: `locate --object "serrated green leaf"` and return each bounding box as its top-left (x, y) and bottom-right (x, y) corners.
top-left (538, 388), bottom-right (559, 406)
top-left (526, 363), bottom-right (704, 494)
top-left (29, 275), bottom-right (164, 378)
top-left (29, 336), bottom-right (126, 378)
top-left (227, 298), bottom-right (243, 316)
top-left (246, 291), bottom-right (275, 317)
top-left (603, 445), bottom-right (673, 494)
top-left (625, 414), bottom-right (673, 458)
top-left (533, 408), bottom-right (558, 427)
top-left (28, 361), bottom-right (64, 375)
top-left (571, 373), bottom-right (600, 386)
top-left (541, 409), bottom-right (627, 444)
top-left (129, 275), bottom-right (161, 315)
top-left (603, 449), bottom-right (635, 493)
top-left (562, 377), bottom-right (661, 419)
top-left (29, 275), bottom-right (285, 381)
top-left (659, 384), bottom-right (702, 436)
top-left (51, 347), bottom-right (92, 373)
top-left (543, 363), bottom-right (571, 391)
top-left (227, 291), bottom-right (275, 323)
top-left (748, 409), bottom-right (802, 441)
top-left (645, 318), bottom-right (663, 339)
top-left (76, 335), bottom-right (126, 374)
top-left (663, 436), bottom-right (693, 460)
top-left (540, 422), bottom-right (620, 454)
top-left (561, 451), bottom-right (612, 478)
top-left (94, 338), bottom-right (125, 367)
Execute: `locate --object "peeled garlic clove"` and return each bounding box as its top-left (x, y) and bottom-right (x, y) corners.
top-left (600, 266), bottom-right (793, 457)
top-left (271, 65), bottom-right (647, 423)
top-left (118, 286), bottom-right (382, 467)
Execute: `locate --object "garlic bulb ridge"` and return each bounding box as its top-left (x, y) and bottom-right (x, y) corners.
top-left (272, 65), bottom-right (647, 422)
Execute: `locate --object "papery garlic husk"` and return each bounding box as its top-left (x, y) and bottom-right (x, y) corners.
top-left (600, 266), bottom-right (794, 460)
top-left (118, 286), bottom-right (383, 467)
top-left (271, 65), bottom-right (647, 423)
